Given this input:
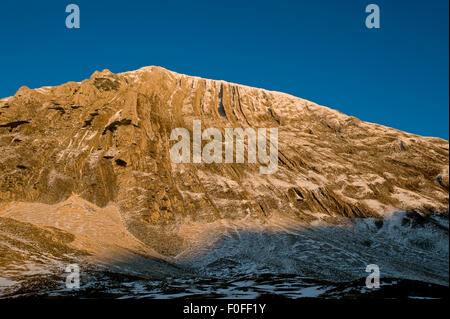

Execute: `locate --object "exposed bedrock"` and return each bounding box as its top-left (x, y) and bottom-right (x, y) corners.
top-left (0, 66), bottom-right (448, 255)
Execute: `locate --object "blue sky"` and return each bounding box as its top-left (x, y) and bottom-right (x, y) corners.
top-left (0, 0), bottom-right (448, 139)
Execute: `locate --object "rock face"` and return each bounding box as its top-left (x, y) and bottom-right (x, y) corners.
top-left (0, 66), bottom-right (448, 255)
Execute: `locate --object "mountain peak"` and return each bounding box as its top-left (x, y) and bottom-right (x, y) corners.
top-left (90, 68), bottom-right (116, 79)
top-left (0, 66), bottom-right (448, 256)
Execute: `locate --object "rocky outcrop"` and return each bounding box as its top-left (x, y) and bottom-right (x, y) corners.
top-left (0, 66), bottom-right (448, 255)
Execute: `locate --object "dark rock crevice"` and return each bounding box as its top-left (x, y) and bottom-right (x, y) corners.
top-left (0, 120), bottom-right (30, 132)
top-left (102, 119), bottom-right (132, 135)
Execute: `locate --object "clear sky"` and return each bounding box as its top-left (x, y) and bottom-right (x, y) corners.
top-left (0, 0), bottom-right (448, 139)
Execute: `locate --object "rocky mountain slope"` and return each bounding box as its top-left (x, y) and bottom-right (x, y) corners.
top-left (0, 66), bottom-right (448, 261)
top-left (0, 195), bottom-right (185, 296)
top-left (1, 66), bottom-right (448, 297)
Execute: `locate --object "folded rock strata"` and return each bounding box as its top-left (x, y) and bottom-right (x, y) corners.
top-left (0, 66), bottom-right (448, 256)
